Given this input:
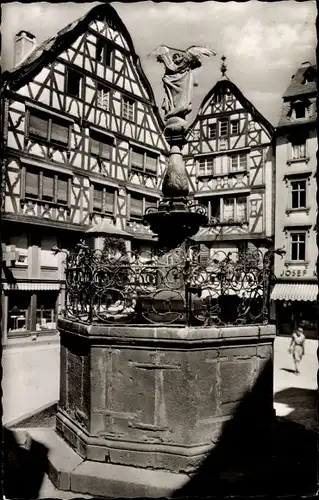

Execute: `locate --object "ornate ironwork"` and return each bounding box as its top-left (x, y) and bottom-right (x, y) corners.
top-left (61, 240), bottom-right (283, 327)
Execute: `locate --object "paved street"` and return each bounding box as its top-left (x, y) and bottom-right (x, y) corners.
top-left (273, 336), bottom-right (317, 432)
top-left (2, 336), bottom-right (60, 426)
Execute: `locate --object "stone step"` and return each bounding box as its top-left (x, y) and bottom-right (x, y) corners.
top-left (17, 428), bottom-right (189, 498)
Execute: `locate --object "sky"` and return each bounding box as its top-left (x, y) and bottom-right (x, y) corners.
top-left (1, 1), bottom-right (317, 126)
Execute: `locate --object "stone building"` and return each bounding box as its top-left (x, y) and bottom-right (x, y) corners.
top-left (271, 61), bottom-right (318, 338)
top-left (184, 59), bottom-right (275, 261)
top-left (0, 4), bottom-right (168, 342)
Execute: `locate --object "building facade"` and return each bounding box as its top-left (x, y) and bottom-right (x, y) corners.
top-left (1, 4), bottom-right (168, 342)
top-left (271, 61), bottom-right (318, 338)
top-left (183, 65), bottom-right (275, 260)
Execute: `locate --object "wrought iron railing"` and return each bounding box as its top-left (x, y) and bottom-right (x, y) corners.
top-left (61, 240), bottom-right (282, 327)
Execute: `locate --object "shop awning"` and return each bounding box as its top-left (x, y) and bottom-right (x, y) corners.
top-left (271, 283), bottom-right (318, 302)
top-left (2, 282), bottom-right (61, 291)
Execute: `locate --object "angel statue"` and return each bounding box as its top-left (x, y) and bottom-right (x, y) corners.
top-left (149, 45), bottom-right (216, 128)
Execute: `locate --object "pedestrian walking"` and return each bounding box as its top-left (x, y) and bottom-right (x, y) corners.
top-left (288, 326), bottom-right (306, 374)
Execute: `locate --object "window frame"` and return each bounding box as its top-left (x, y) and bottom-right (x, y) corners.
top-left (218, 118), bottom-right (229, 138)
top-left (89, 131), bottom-right (113, 164)
top-left (122, 97), bottom-right (135, 122)
top-left (27, 109), bottom-right (71, 149)
top-left (129, 192), bottom-right (158, 221)
top-left (290, 179), bottom-right (307, 210)
top-left (91, 184), bottom-right (115, 216)
top-left (230, 152), bottom-right (247, 172)
top-left (230, 120), bottom-right (239, 135)
top-left (96, 82), bottom-right (110, 111)
top-left (207, 123), bottom-right (217, 139)
top-left (198, 195), bottom-right (247, 224)
top-left (289, 231), bottom-right (307, 262)
top-left (96, 38), bottom-right (115, 68)
top-left (22, 166), bottom-right (70, 207)
top-left (289, 138), bottom-right (307, 162)
top-left (198, 157), bottom-right (215, 177)
top-left (66, 68), bottom-right (84, 99)
top-left (130, 147), bottom-right (158, 177)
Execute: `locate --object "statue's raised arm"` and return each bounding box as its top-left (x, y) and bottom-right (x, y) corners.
top-left (149, 45), bottom-right (216, 128)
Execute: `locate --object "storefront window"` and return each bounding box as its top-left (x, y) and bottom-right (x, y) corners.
top-left (7, 292), bottom-right (29, 336)
top-left (7, 291), bottom-right (58, 337)
top-left (36, 293), bottom-right (57, 331)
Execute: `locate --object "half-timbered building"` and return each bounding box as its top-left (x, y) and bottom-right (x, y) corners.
top-left (1, 4), bottom-right (168, 342)
top-left (184, 60), bottom-right (275, 260)
top-left (271, 61), bottom-right (317, 339)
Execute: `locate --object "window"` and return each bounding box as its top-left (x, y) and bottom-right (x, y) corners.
top-left (201, 197), bottom-right (220, 221)
top-left (90, 132), bottom-right (112, 162)
top-left (231, 120), bottom-right (239, 135)
top-left (223, 196), bottom-right (247, 222)
top-left (96, 39), bottom-right (114, 67)
top-left (66, 68), bottom-right (83, 98)
top-left (208, 124), bottom-right (216, 139)
top-left (291, 180), bottom-right (306, 209)
top-left (24, 168), bottom-right (69, 205)
top-left (231, 153), bottom-right (247, 172)
top-left (129, 194), bottom-right (157, 220)
top-left (28, 110), bottom-right (70, 147)
top-left (293, 102), bottom-right (305, 119)
top-left (7, 291), bottom-right (58, 337)
top-left (223, 198), bottom-right (235, 221)
top-left (130, 194), bottom-right (143, 220)
top-left (122, 97), bottom-right (135, 121)
top-left (291, 139), bottom-right (306, 160)
top-left (219, 119), bottom-right (228, 137)
top-left (97, 83), bottom-right (109, 110)
top-left (92, 185), bottom-right (114, 214)
top-left (198, 157), bottom-right (214, 176)
top-left (214, 155), bottom-right (229, 175)
top-left (131, 148), bottom-right (158, 176)
top-left (214, 93), bottom-right (222, 104)
top-left (290, 233), bottom-right (306, 261)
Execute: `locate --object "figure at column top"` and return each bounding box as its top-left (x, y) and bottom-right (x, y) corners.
top-left (149, 45), bottom-right (216, 131)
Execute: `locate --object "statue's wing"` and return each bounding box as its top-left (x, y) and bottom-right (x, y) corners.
top-left (186, 46), bottom-right (217, 58)
top-left (148, 45), bottom-right (171, 59)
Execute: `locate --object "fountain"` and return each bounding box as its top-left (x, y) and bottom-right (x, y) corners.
top-left (25, 45), bottom-right (277, 498)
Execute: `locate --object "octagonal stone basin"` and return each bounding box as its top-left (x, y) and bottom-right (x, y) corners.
top-left (56, 319), bottom-right (275, 474)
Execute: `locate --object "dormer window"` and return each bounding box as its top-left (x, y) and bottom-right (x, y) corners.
top-left (293, 101), bottom-right (305, 119)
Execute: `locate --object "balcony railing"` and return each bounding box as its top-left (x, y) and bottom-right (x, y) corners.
top-left (61, 241), bottom-right (280, 327)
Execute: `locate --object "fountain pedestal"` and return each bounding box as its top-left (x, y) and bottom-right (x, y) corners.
top-left (46, 320), bottom-right (276, 496)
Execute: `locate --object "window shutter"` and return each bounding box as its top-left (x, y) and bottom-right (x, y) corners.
top-left (43, 174), bottom-right (54, 200)
top-left (145, 154), bottom-right (157, 173)
top-left (93, 186), bottom-right (103, 211)
top-left (51, 120), bottom-right (69, 146)
top-left (25, 171), bottom-right (39, 197)
top-left (104, 189), bottom-right (114, 213)
top-left (100, 141), bottom-right (111, 160)
top-left (90, 137), bottom-right (100, 156)
top-left (57, 177), bottom-right (68, 204)
top-left (29, 113), bottom-right (48, 139)
top-left (130, 195), bottom-right (143, 216)
top-left (131, 150), bottom-right (144, 170)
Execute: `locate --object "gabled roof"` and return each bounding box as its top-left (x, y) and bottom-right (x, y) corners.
top-left (1, 4), bottom-right (164, 129)
top-left (283, 63), bottom-right (317, 99)
top-left (189, 78), bottom-right (275, 137)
